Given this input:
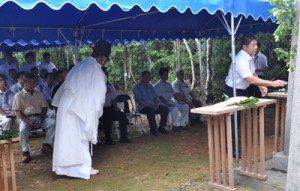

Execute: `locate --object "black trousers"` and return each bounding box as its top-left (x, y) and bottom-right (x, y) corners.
top-left (139, 105), bottom-right (169, 131)
top-left (100, 106), bottom-right (128, 139)
top-left (247, 84), bottom-right (262, 98)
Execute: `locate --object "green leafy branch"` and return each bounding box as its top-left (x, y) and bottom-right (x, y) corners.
top-left (230, 97), bottom-right (260, 109)
top-left (270, 0), bottom-right (298, 72)
top-left (0, 130), bottom-right (18, 140)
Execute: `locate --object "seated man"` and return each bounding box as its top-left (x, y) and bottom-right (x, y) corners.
top-left (0, 74), bottom-right (18, 131)
top-left (10, 72), bottom-right (25, 95)
top-left (133, 71), bottom-right (169, 135)
top-left (6, 68), bottom-right (17, 89)
top-left (12, 73), bottom-right (55, 163)
top-left (41, 72), bottom-right (55, 106)
top-left (154, 68), bottom-right (189, 132)
top-left (172, 68), bottom-right (202, 124)
top-left (99, 68), bottom-right (130, 144)
top-left (20, 51), bottom-right (37, 73)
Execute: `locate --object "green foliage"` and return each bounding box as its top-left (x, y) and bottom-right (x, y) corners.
top-left (270, 0), bottom-right (297, 71)
top-left (232, 97), bottom-right (260, 109)
top-left (0, 130), bottom-right (18, 140)
top-left (209, 37), bottom-right (232, 102)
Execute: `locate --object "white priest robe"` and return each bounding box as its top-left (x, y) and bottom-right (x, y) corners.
top-left (52, 57), bottom-right (106, 179)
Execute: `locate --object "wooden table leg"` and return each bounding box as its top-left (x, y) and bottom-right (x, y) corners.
top-left (279, 99), bottom-right (286, 151)
top-left (253, 108), bottom-right (259, 174)
top-left (240, 110), bottom-right (246, 171)
top-left (273, 98), bottom-right (280, 153)
top-left (246, 109), bottom-right (252, 173)
top-left (240, 106), bottom-right (267, 180)
top-left (1, 145), bottom-right (8, 191)
top-left (8, 142), bottom-right (17, 191)
top-left (226, 113), bottom-right (235, 190)
top-left (207, 116), bottom-right (215, 184)
top-left (0, 151), bottom-right (2, 191)
top-left (259, 106), bottom-right (267, 180)
top-left (220, 115), bottom-right (228, 187)
top-left (213, 116), bottom-right (221, 185)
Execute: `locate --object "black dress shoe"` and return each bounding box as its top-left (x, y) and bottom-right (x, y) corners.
top-left (179, 126), bottom-right (187, 130)
top-left (150, 129), bottom-right (158, 135)
top-left (158, 126), bottom-right (167, 134)
top-left (119, 137), bottom-right (131, 143)
top-left (105, 137), bottom-right (114, 145)
top-left (172, 126), bottom-right (182, 132)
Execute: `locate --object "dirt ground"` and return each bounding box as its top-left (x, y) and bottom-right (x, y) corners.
top-left (10, 105), bottom-right (277, 191)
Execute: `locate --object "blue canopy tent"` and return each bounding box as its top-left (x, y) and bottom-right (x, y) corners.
top-left (0, 0), bottom-right (277, 159)
top-left (0, 0), bottom-right (276, 47)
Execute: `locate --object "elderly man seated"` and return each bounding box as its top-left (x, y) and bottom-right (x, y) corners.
top-left (0, 74), bottom-right (18, 131)
top-left (133, 70), bottom-right (169, 135)
top-left (12, 73), bottom-right (55, 163)
top-left (172, 68), bottom-right (202, 124)
top-left (154, 67), bottom-right (189, 132)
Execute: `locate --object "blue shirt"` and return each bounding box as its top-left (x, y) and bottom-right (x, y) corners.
top-left (0, 89), bottom-right (14, 113)
top-left (10, 82), bottom-right (23, 95)
top-left (133, 82), bottom-right (157, 111)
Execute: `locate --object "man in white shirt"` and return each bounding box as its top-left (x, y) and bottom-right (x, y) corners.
top-left (20, 51), bottom-right (37, 73)
top-left (172, 68), bottom-right (202, 124)
top-left (223, 34), bottom-right (287, 98)
top-left (6, 68), bottom-right (17, 89)
top-left (223, 34), bottom-right (287, 157)
top-left (39, 52), bottom-right (57, 73)
top-left (52, 40), bottom-right (111, 180)
top-left (154, 67), bottom-right (189, 131)
top-left (0, 74), bottom-right (18, 131)
top-left (0, 48), bottom-right (19, 79)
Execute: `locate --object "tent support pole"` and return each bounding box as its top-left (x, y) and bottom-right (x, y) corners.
top-left (230, 14), bottom-right (239, 163)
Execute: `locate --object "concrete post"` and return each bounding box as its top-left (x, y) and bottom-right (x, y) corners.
top-left (272, 0), bottom-right (299, 172)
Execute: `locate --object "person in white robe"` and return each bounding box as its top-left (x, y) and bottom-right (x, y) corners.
top-left (52, 40), bottom-right (111, 180)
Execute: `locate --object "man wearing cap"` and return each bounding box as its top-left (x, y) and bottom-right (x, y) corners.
top-left (52, 40), bottom-right (111, 180)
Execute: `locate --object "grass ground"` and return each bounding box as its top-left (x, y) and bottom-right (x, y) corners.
top-left (12, 106), bottom-right (276, 191)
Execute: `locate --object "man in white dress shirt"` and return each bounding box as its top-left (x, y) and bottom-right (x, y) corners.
top-left (154, 67), bottom-right (189, 131)
top-left (0, 48), bottom-right (19, 79)
top-left (20, 51), bottom-right (37, 73)
top-left (223, 34), bottom-right (287, 98)
top-left (223, 34), bottom-right (287, 157)
top-left (172, 68), bottom-right (202, 124)
top-left (52, 40), bottom-right (111, 180)
top-left (38, 52), bottom-right (57, 73)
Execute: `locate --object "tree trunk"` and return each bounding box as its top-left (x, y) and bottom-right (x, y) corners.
top-left (124, 45), bottom-right (128, 92)
top-left (183, 39), bottom-right (195, 90)
top-left (195, 38), bottom-right (205, 103)
top-left (205, 38), bottom-right (212, 101)
top-left (173, 39), bottom-right (181, 68)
